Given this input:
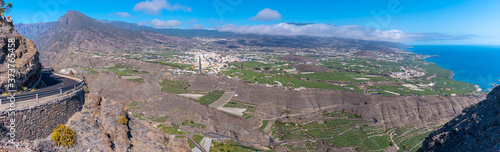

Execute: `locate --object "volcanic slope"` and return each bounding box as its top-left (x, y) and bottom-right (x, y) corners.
top-left (419, 86), bottom-right (500, 152)
top-left (33, 10), bottom-right (191, 67)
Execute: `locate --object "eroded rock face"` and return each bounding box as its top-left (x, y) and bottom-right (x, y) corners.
top-left (0, 21), bottom-right (41, 92)
top-left (230, 84), bottom-right (484, 128)
top-left (30, 93), bottom-right (189, 152)
top-left (419, 87), bottom-right (500, 152)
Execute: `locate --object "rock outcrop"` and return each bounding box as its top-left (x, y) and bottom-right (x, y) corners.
top-left (0, 19), bottom-right (42, 92)
top-left (30, 93), bottom-right (189, 151)
top-left (419, 86), bottom-right (500, 152)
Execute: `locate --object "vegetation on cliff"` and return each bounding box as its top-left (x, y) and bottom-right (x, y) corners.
top-left (51, 124), bottom-right (76, 148)
top-left (0, 0), bottom-right (12, 15)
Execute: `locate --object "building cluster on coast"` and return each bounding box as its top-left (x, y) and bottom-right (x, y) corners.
top-left (390, 67), bottom-right (426, 80)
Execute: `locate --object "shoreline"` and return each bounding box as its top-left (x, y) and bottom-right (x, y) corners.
top-left (422, 55), bottom-right (439, 59)
top-left (410, 46), bottom-right (495, 92)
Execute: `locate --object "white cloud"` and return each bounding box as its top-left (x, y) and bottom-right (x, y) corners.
top-left (217, 23), bottom-right (472, 42)
top-left (192, 24), bottom-right (204, 29)
top-left (139, 19), bottom-right (182, 28)
top-left (109, 12), bottom-right (132, 18)
top-left (251, 8), bottom-right (282, 21)
top-left (133, 0), bottom-right (192, 15)
top-left (186, 19), bottom-right (198, 24)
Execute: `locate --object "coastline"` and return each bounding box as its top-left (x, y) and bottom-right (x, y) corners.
top-left (422, 55), bottom-right (439, 59)
top-left (409, 45), bottom-right (500, 92)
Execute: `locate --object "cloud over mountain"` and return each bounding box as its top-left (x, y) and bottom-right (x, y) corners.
top-left (133, 0), bottom-right (192, 15)
top-left (109, 12), bottom-right (132, 18)
top-left (217, 23), bottom-right (473, 42)
top-left (139, 19), bottom-right (182, 28)
top-left (251, 8), bottom-right (282, 21)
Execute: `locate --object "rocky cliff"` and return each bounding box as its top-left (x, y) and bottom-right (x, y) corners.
top-left (217, 81), bottom-right (485, 128)
top-left (29, 93), bottom-right (189, 151)
top-left (419, 86), bottom-right (500, 152)
top-left (0, 20), bottom-right (41, 92)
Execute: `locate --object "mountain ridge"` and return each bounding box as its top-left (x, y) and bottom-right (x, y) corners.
top-left (15, 11), bottom-right (407, 50)
top-left (31, 10), bottom-right (189, 67)
top-left (419, 86), bottom-right (500, 151)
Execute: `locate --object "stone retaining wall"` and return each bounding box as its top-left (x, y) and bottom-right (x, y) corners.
top-left (0, 90), bottom-right (85, 142)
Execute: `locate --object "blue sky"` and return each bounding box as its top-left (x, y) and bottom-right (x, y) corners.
top-left (7, 0), bottom-right (500, 45)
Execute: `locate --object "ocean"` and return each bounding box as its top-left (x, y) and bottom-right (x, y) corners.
top-left (409, 45), bottom-right (500, 91)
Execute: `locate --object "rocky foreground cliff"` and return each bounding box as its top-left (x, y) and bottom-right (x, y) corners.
top-left (0, 20), bottom-right (41, 92)
top-left (419, 86), bottom-right (500, 152)
top-left (28, 93), bottom-right (188, 152)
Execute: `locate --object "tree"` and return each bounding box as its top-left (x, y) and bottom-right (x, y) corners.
top-left (0, 0), bottom-right (12, 16)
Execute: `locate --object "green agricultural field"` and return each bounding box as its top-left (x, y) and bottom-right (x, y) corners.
top-left (160, 79), bottom-right (192, 94)
top-left (367, 85), bottom-right (441, 96)
top-left (157, 123), bottom-right (183, 135)
top-left (229, 60), bottom-right (292, 70)
top-left (152, 116), bottom-right (169, 122)
top-left (223, 100), bottom-right (255, 109)
top-left (145, 60), bottom-right (191, 69)
top-left (128, 78), bottom-right (144, 83)
top-left (317, 57), bottom-right (476, 95)
top-left (193, 134), bottom-right (204, 144)
top-left (260, 120), bottom-right (270, 130)
top-left (223, 56), bottom-right (475, 96)
top-left (211, 140), bottom-right (264, 152)
top-left (221, 69), bottom-right (349, 91)
top-left (298, 71), bottom-right (395, 82)
top-left (182, 120), bottom-right (206, 128)
top-left (102, 64), bottom-right (149, 77)
top-left (83, 68), bottom-right (99, 74)
top-left (197, 90), bottom-right (225, 105)
top-left (322, 110), bottom-right (362, 118)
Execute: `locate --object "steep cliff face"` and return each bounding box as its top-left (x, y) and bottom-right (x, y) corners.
top-left (0, 20), bottom-right (42, 92)
top-left (231, 84), bottom-right (484, 128)
top-left (419, 86), bottom-right (500, 152)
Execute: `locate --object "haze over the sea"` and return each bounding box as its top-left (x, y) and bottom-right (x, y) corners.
top-left (410, 45), bottom-right (500, 91)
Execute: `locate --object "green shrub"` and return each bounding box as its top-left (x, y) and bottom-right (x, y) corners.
top-left (119, 116), bottom-right (128, 124)
top-left (52, 124), bottom-right (76, 148)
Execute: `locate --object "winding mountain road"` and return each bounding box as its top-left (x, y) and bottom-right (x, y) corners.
top-left (0, 72), bottom-right (82, 104)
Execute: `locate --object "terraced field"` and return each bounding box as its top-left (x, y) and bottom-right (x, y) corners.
top-left (271, 110), bottom-right (442, 151)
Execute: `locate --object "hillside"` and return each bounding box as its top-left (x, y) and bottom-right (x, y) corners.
top-left (14, 22), bottom-right (55, 40)
top-left (32, 10), bottom-right (190, 67)
top-left (419, 86), bottom-right (500, 152)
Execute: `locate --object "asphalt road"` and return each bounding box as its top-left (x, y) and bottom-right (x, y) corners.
top-left (0, 72), bottom-right (81, 104)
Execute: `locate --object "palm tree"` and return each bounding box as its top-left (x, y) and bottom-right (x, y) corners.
top-left (0, 0), bottom-right (12, 16)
